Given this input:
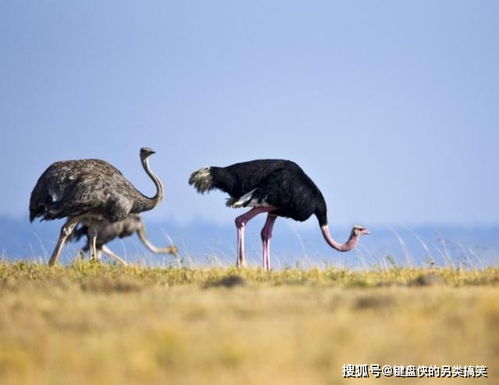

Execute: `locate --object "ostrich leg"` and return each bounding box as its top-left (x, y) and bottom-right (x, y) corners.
top-left (87, 226), bottom-right (99, 261)
top-left (260, 214), bottom-right (277, 271)
top-left (48, 217), bottom-right (81, 266)
top-left (94, 248), bottom-right (103, 261)
top-left (234, 206), bottom-right (276, 268)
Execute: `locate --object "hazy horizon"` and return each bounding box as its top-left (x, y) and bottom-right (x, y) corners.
top-left (1, 214), bottom-right (497, 269)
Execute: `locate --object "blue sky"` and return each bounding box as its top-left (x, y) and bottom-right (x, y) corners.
top-left (1, 1), bottom-right (498, 227)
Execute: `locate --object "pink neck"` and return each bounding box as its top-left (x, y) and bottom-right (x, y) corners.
top-left (320, 225), bottom-right (359, 252)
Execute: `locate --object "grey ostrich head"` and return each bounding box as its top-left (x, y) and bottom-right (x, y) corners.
top-left (352, 225), bottom-right (370, 237)
top-left (140, 147), bottom-right (156, 160)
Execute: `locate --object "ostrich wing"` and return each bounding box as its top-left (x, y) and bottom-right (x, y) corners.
top-left (30, 159), bottom-right (137, 222)
top-left (236, 167), bottom-right (322, 222)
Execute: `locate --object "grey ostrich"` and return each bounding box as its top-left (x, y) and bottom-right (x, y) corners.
top-left (30, 147), bottom-right (163, 266)
top-left (69, 214), bottom-right (178, 266)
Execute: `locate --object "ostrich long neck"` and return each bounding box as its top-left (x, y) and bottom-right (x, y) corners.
top-left (137, 227), bottom-right (171, 253)
top-left (134, 157), bottom-right (164, 212)
top-left (320, 225), bottom-right (359, 252)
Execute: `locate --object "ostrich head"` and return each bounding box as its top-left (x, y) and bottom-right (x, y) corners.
top-left (352, 224), bottom-right (370, 237)
top-left (140, 147), bottom-right (156, 160)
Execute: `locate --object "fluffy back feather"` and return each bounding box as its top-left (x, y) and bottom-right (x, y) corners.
top-left (188, 166), bottom-right (215, 193)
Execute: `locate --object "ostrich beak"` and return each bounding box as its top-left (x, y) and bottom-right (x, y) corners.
top-left (140, 147), bottom-right (155, 154)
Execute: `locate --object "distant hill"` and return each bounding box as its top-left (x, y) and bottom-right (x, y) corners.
top-left (1, 215), bottom-right (497, 268)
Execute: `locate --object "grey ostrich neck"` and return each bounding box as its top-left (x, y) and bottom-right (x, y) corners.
top-left (133, 156), bottom-right (164, 213)
top-left (320, 225), bottom-right (360, 252)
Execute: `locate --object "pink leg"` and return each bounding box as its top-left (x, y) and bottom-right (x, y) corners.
top-left (261, 214), bottom-right (277, 271)
top-left (235, 206), bottom-right (277, 268)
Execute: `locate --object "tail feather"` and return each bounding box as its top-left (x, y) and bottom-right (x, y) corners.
top-left (189, 166), bottom-right (215, 193)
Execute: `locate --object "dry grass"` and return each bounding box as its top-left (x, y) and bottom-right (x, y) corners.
top-left (0, 260), bottom-right (497, 384)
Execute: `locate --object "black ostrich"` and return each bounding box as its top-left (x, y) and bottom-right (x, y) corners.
top-left (189, 159), bottom-right (369, 271)
top-left (69, 214), bottom-right (177, 265)
top-left (30, 147), bottom-right (163, 266)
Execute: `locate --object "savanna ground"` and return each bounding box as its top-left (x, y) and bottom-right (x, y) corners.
top-left (0, 260), bottom-right (497, 385)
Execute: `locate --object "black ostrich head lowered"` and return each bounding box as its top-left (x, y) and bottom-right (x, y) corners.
top-left (352, 225), bottom-right (370, 236)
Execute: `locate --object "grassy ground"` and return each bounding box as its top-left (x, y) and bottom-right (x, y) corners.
top-left (0, 261), bottom-right (497, 384)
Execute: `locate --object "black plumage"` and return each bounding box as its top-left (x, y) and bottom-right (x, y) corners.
top-left (190, 159), bottom-right (327, 224)
top-left (189, 159), bottom-right (369, 270)
top-left (189, 159), bottom-right (327, 226)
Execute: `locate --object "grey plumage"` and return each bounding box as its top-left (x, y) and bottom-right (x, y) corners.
top-left (29, 147), bottom-right (164, 266)
top-left (70, 214), bottom-right (177, 263)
